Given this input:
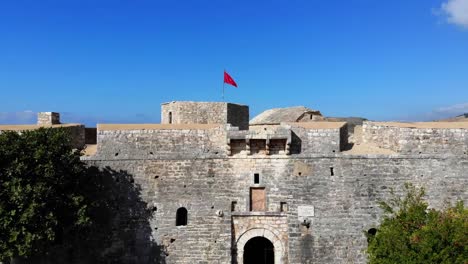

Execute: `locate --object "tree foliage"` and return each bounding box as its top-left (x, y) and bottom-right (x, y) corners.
top-left (0, 128), bottom-right (90, 261)
top-left (367, 183), bottom-right (468, 264)
top-left (0, 128), bottom-right (160, 263)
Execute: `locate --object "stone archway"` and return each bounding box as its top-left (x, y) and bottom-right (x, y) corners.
top-left (236, 228), bottom-right (284, 264)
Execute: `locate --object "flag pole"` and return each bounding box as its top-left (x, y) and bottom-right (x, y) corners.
top-left (222, 69), bottom-right (225, 101)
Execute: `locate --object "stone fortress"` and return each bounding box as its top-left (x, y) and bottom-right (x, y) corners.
top-left (1, 101), bottom-right (467, 264)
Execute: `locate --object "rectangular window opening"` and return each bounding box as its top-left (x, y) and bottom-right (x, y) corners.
top-left (231, 201), bottom-right (237, 212)
top-left (280, 202), bottom-right (288, 212)
top-left (254, 173), bottom-right (260, 184)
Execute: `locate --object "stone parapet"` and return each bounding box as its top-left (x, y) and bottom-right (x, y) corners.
top-left (362, 121), bottom-right (468, 155)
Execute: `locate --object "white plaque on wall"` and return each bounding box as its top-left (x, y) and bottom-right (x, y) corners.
top-left (298, 205), bottom-right (315, 221)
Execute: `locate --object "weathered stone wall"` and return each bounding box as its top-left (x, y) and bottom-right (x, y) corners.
top-left (93, 123), bottom-right (346, 160)
top-left (362, 121), bottom-right (468, 155)
top-left (83, 155), bottom-right (468, 264)
top-left (161, 102), bottom-right (249, 130)
top-left (290, 125), bottom-right (343, 155)
top-left (65, 125), bottom-right (86, 149)
top-left (95, 125), bottom-right (228, 160)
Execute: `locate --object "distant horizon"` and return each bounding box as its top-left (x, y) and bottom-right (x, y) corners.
top-left (1, 0), bottom-right (467, 126)
top-left (1, 100), bottom-right (467, 127)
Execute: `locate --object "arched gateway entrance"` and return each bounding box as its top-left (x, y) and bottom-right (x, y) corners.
top-left (235, 228), bottom-right (284, 263)
top-left (243, 237), bottom-right (274, 264)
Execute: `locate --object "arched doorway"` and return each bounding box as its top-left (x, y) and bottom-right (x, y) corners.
top-left (243, 237), bottom-right (274, 264)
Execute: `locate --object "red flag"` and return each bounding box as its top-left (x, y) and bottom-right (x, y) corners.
top-left (224, 71), bottom-right (238, 87)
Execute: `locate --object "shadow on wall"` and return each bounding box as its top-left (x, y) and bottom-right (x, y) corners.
top-left (301, 234), bottom-right (314, 263)
top-left (290, 132), bottom-right (302, 154)
top-left (27, 167), bottom-right (165, 264)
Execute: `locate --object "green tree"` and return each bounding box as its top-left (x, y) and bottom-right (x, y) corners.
top-left (367, 183), bottom-right (468, 264)
top-left (0, 128), bottom-right (90, 262)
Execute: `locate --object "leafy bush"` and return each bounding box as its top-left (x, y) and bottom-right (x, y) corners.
top-left (367, 183), bottom-right (468, 264)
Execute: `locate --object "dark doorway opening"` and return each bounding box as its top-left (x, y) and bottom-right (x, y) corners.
top-left (243, 237), bottom-right (274, 264)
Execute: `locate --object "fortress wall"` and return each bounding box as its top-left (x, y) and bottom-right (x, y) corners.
top-left (83, 155), bottom-right (468, 264)
top-left (290, 126), bottom-right (343, 154)
top-left (93, 123), bottom-right (347, 161)
top-left (362, 122), bottom-right (468, 154)
top-left (94, 126), bottom-right (228, 160)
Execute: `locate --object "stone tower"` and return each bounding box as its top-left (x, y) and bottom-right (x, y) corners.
top-left (161, 101), bottom-right (249, 130)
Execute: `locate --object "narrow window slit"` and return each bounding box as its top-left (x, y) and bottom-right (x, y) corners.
top-left (254, 173), bottom-right (260, 184)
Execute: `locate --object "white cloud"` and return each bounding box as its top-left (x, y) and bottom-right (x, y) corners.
top-left (441, 0), bottom-right (468, 28)
top-left (0, 111), bottom-right (162, 127)
top-left (434, 102), bottom-right (468, 114)
top-left (389, 102), bottom-right (468, 122)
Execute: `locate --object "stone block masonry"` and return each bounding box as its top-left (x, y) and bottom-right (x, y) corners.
top-left (362, 121), bottom-right (468, 155)
top-left (95, 124), bottom-right (228, 160)
top-left (161, 101), bottom-right (249, 130)
top-left (83, 156), bottom-right (468, 264)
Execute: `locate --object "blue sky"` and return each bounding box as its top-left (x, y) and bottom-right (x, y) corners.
top-left (1, 0), bottom-right (468, 126)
